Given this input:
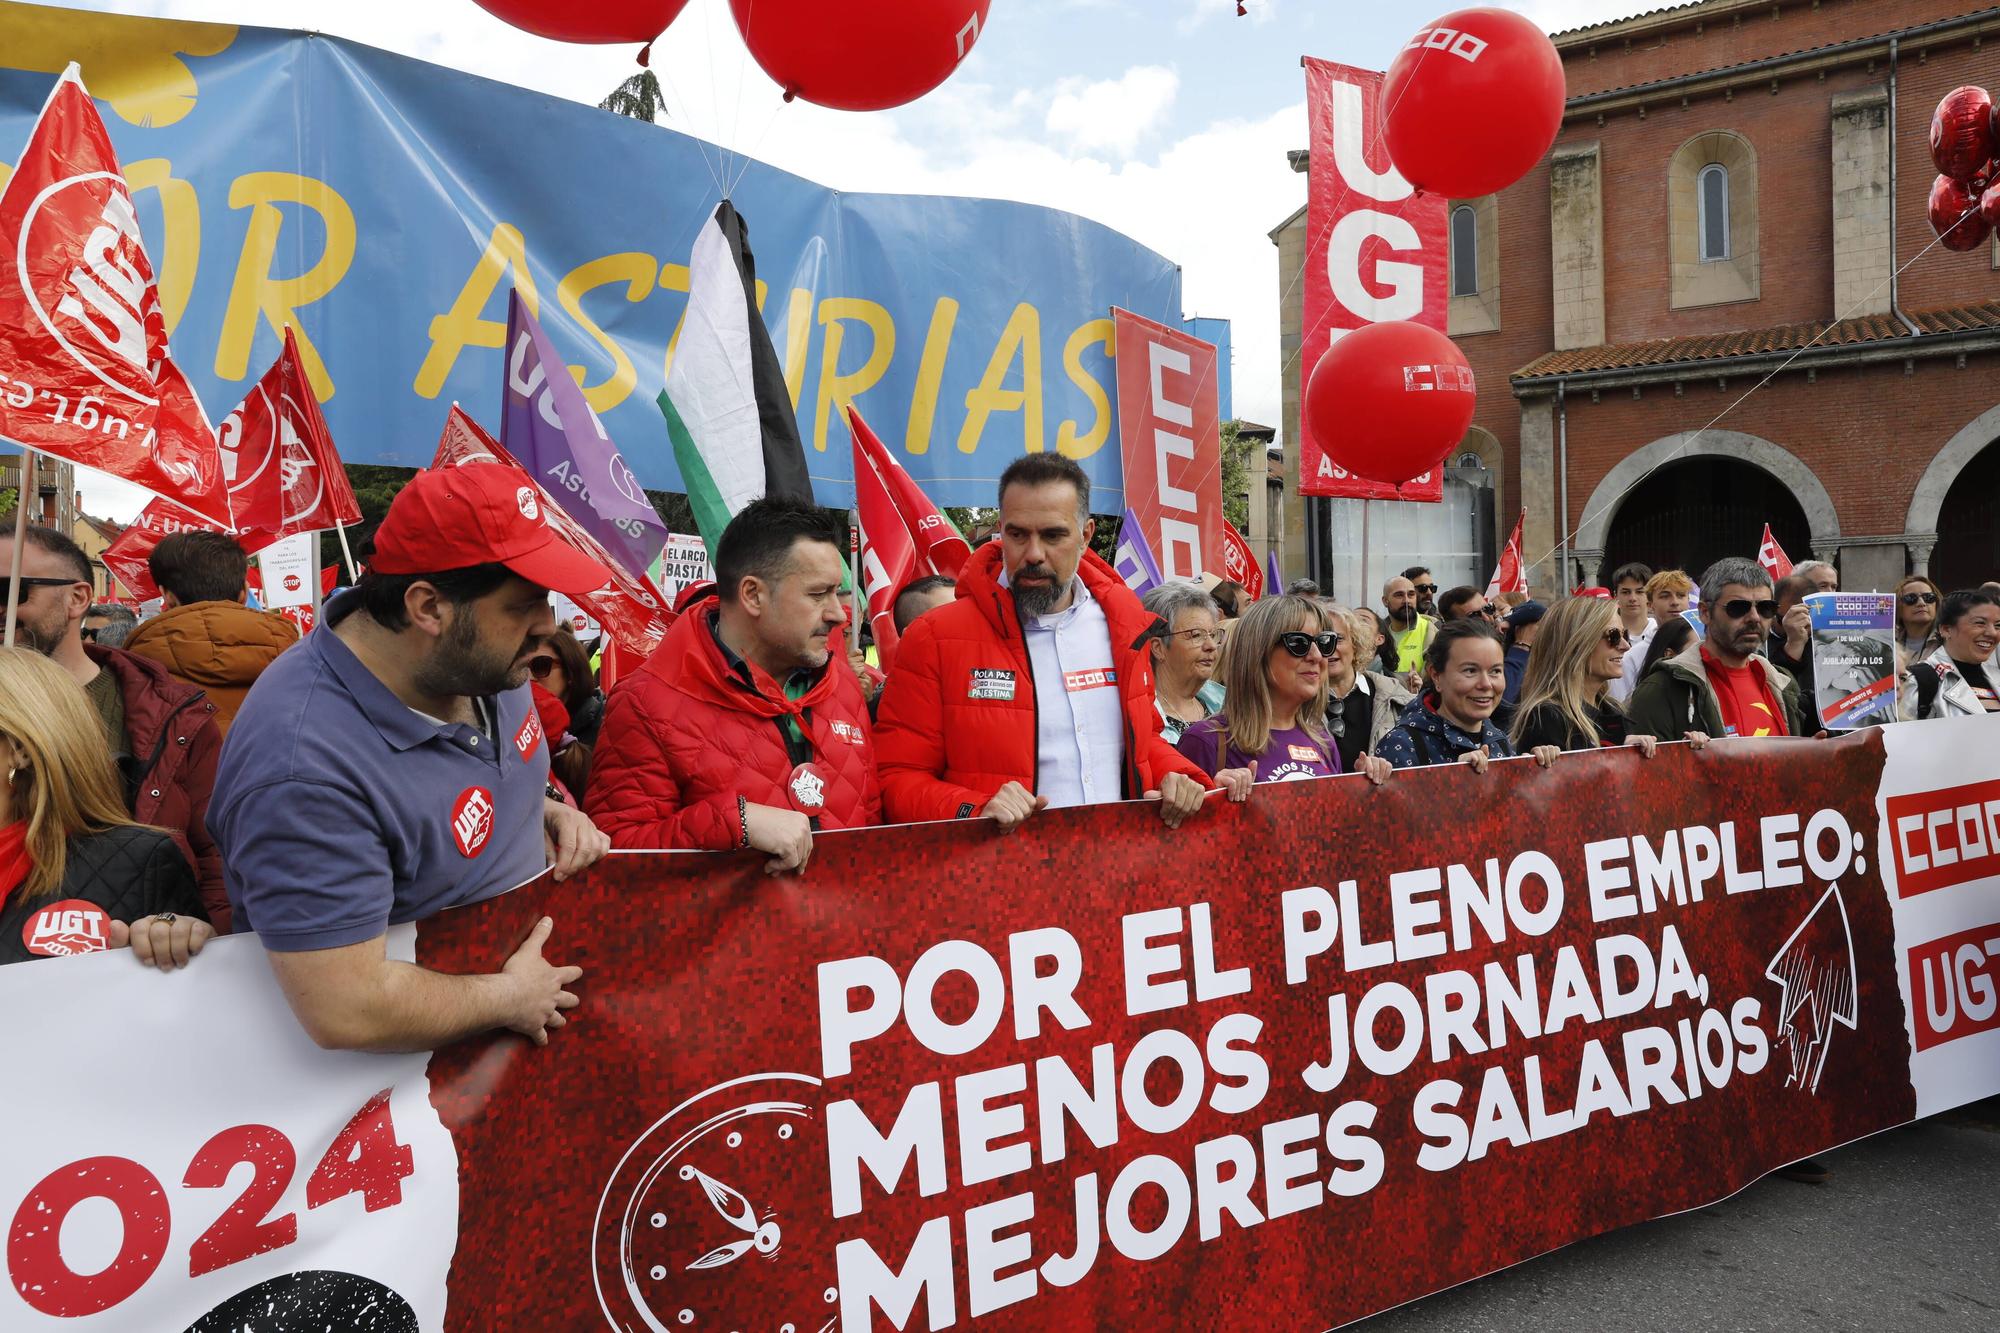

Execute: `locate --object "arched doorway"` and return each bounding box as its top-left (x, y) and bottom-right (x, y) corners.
top-left (1931, 438), bottom-right (1999, 591)
top-left (1598, 456), bottom-right (1811, 584)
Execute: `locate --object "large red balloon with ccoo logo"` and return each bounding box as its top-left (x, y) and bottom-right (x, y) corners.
top-left (729, 0), bottom-right (992, 111)
top-left (1305, 321), bottom-right (1477, 487)
top-left (470, 0), bottom-right (692, 44)
top-left (1380, 7), bottom-right (1566, 198)
top-left (1929, 85), bottom-right (1996, 182)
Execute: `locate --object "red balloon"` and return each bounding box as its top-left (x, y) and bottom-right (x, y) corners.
top-left (1929, 173), bottom-right (1992, 252)
top-left (1305, 322), bottom-right (1476, 487)
top-left (471, 0), bottom-right (691, 43)
top-left (1929, 85), bottom-right (1997, 182)
top-left (1381, 8), bottom-right (1566, 198)
top-left (1982, 179), bottom-right (2000, 231)
top-left (730, 0), bottom-right (992, 112)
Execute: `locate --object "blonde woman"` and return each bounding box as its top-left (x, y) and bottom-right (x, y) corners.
top-left (1176, 595), bottom-right (1392, 788)
top-left (0, 648), bottom-right (209, 968)
top-left (1510, 597), bottom-right (1681, 755)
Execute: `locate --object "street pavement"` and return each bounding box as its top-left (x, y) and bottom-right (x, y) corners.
top-left (1351, 1099), bottom-right (2000, 1333)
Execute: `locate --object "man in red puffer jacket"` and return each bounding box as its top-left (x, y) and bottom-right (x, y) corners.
top-left (588, 499), bottom-right (879, 871)
top-left (876, 454), bottom-right (1214, 830)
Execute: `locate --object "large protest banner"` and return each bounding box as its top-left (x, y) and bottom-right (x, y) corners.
top-left (1299, 58), bottom-right (1446, 504)
top-left (4, 717), bottom-right (1998, 1330)
top-left (0, 1), bottom-right (1188, 511)
top-left (1112, 309), bottom-right (1223, 583)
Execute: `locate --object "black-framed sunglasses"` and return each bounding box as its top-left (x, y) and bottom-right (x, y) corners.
top-left (1414, 583), bottom-right (1439, 595)
top-left (7, 576), bottom-right (86, 592)
top-left (1278, 631), bottom-right (1341, 658)
top-left (1602, 627), bottom-right (1632, 648)
top-left (1471, 605), bottom-right (1496, 620)
top-left (1719, 598), bottom-right (1780, 620)
top-left (527, 655), bottom-right (559, 680)
top-left (1900, 591), bottom-right (1938, 606)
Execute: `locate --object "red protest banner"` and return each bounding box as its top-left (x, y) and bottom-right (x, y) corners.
top-left (0, 67), bottom-right (229, 524)
top-left (101, 498), bottom-right (277, 601)
top-left (1220, 518), bottom-right (1263, 599)
top-left (851, 404), bottom-right (970, 666)
top-left (220, 327), bottom-right (363, 538)
top-left (431, 405), bottom-right (671, 657)
top-left (1113, 308), bottom-right (1222, 581)
top-left (1300, 58), bottom-right (1447, 503)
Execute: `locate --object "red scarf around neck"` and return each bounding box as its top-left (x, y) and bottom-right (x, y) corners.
top-left (0, 821), bottom-right (32, 906)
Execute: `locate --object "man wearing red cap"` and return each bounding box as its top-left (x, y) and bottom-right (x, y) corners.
top-left (587, 498), bottom-right (880, 869)
top-left (210, 463), bottom-right (613, 1051)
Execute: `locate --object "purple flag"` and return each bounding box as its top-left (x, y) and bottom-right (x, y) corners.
top-left (1112, 507), bottom-right (1165, 596)
top-left (1266, 547), bottom-right (1283, 598)
top-left (502, 290), bottom-right (669, 578)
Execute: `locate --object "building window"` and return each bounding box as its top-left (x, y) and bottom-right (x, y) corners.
top-left (1697, 163), bottom-right (1730, 262)
top-left (1449, 205), bottom-right (1479, 297)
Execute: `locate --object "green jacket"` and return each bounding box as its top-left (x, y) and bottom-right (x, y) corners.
top-left (1625, 641), bottom-right (1806, 740)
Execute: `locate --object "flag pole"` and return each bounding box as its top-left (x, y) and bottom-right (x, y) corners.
top-left (333, 518), bottom-right (358, 581)
top-left (4, 447), bottom-right (36, 648)
top-left (848, 508), bottom-right (862, 636)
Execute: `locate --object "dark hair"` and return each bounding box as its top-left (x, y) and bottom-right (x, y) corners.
top-left (1611, 562), bottom-right (1653, 590)
top-left (1773, 572), bottom-right (1813, 608)
top-left (1400, 565), bottom-right (1432, 582)
top-left (85, 604), bottom-right (137, 625)
top-left (150, 530), bottom-right (248, 604)
top-left (1940, 587), bottom-right (2000, 629)
top-left (714, 497), bottom-right (842, 604)
top-left (1638, 615), bottom-right (1697, 680)
top-left (347, 563), bottom-right (515, 632)
top-left (1424, 619), bottom-right (1503, 676)
top-left (1209, 579), bottom-right (1247, 618)
top-left (1283, 577), bottom-right (1321, 597)
top-left (997, 453), bottom-right (1090, 521)
top-left (892, 574), bottom-right (956, 633)
top-left (22, 526), bottom-right (90, 585)
top-left (1438, 585), bottom-right (1482, 620)
top-left (540, 626), bottom-right (596, 716)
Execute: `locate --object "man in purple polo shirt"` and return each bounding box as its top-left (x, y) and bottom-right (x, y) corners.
top-left (210, 463), bottom-right (612, 1051)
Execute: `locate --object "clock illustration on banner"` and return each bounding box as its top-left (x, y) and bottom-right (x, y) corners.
top-left (594, 1072), bottom-right (837, 1332)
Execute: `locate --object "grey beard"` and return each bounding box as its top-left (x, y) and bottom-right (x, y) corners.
top-left (1012, 580), bottom-right (1060, 618)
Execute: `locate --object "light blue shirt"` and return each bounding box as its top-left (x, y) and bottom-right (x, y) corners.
top-left (1008, 572), bottom-right (1126, 809)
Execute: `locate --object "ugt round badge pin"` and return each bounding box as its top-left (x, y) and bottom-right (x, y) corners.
top-left (785, 763), bottom-right (828, 814)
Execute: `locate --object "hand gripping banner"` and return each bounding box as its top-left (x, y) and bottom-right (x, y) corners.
top-left (3, 718), bottom-right (1998, 1330)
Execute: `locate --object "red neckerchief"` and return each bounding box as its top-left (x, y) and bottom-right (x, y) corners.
top-left (0, 821), bottom-right (31, 908)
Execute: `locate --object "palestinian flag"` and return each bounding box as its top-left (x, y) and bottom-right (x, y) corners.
top-left (657, 200), bottom-right (814, 552)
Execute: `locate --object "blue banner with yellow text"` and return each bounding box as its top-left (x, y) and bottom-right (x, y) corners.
top-left (0, 1), bottom-right (1189, 509)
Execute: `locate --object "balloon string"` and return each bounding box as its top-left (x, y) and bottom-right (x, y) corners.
top-left (647, 10), bottom-right (727, 200)
top-left (724, 0), bottom-right (754, 198)
top-left (1516, 208), bottom-right (1979, 582)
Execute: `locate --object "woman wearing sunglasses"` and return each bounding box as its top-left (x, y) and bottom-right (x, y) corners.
top-left (1175, 595), bottom-right (1392, 791)
top-left (1142, 583), bottom-right (1226, 745)
top-left (1895, 576), bottom-right (1944, 663)
top-left (1511, 596), bottom-right (1681, 755)
top-left (526, 628), bottom-right (600, 803)
top-left (1376, 621), bottom-right (1561, 773)
top-left (0, 648), bottom-right (209, 968)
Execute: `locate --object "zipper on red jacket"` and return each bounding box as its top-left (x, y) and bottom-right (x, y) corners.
top-left (990, 580), bottom-right (1040, 798)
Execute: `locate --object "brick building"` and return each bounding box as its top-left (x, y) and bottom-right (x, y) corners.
top-left (1272, 0), bottom-right (2000, 600)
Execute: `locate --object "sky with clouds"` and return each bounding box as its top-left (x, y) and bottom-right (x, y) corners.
top-left (57, 0), bottom-right (1657, 520)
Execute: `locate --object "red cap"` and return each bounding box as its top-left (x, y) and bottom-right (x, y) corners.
top-left (370, 464), bottom-right (612, 597)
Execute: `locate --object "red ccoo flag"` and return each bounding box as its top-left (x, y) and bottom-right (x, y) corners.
top-left (101, 498), bottom-right (277, 602)
top-left (1484, 510), bottom-right (1527, 598)
top-left (0, 66), bottom-right (228, 524)
top-left (221, 327), bottom-right (362, 538)
top-left (849, 404), bottom-right (971, 666)
top-left (1757, 523), bottom-right (1794, 580)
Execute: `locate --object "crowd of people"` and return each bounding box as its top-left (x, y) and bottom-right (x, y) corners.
top-left (2, 455), bottom-right (1996, 1080)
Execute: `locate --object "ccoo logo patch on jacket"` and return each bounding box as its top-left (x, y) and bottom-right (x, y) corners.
top-left (22, 900), bottom-right (112, 957)
top-left (452, 786), bottom-right (495, 857)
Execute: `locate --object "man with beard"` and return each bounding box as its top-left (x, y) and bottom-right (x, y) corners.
top-left (1381, 574), bottom-right (1437, 680)
top-left (1627, 556), bottom-right (1806, 741)
top-left (208, 464), bottom-right (611, 1051)
top-left (0, 526), bottom-right (228, 926)
top-left (588, 498), bottom-right (880, 868)
top-left (1402, 565), bottom-right (1439, 619)
top-left (876, 453), bottom-right (1213, 829)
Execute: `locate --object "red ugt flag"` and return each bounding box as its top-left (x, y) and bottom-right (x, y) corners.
top-left (222, 327), bottom-right (362, 537)
top-left (850, 404), bottom-right (970, 666)
top-left (0, 66), bottom-right (228, 524)
top-left (1757, 523), bottom-right (1794, 580)
top-left (101, 498), bottom-right (276, 601)
top-left (1485, 509), bottom-right (1527, 598)
top-left (1219, 519), bottom-right (1263, 599)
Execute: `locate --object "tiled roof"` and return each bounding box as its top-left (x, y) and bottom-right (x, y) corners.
top-left (1511, 299), bottom-right (2000, 380)
top-left (1553, 0), bottom-right (1710, 41)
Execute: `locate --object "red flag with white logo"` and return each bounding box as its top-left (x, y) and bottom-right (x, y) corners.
top-left (1757, 523), bottom-right (1794, 580)
top-left (1484, 509), bottom-right (1526, 598)
top-left (430, 405), bottom-right (672, 658)
top-left (0, 66), bottom-right (229, 524)
top-left (221, 327), bottom-right (362, 537)
top-left (1219, 519), bottom-right (1264, 599)
top-left (849, 404), bottom-right (970, 667)
top-left (101, 497), bottom-right (276, 602)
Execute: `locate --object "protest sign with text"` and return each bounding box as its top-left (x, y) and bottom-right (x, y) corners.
top-left (1300, 58), bottom-right (1447, 503)
top-left (1113, 308), bottom-right (1222, 582)
top-left (4, 719), bottom-right (1996, 1329)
